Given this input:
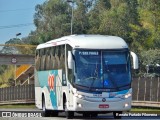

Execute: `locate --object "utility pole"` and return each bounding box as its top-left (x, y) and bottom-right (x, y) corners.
top-left (15, 33), bottom-right (21, 86)
top-left (67, 0), bottom-right (74, 35)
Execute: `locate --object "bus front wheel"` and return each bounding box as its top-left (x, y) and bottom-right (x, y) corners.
top-left (113, 111), bottom-right (122, 119)
top-left (64, 99), bottom-right (74, 119)
top-left (83, 113), bottom-right (90, 117)
top-left (83, 112), bottom-right (98, 118)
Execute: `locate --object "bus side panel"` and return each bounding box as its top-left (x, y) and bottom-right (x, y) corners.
top-left (55, 70), bottom-right (64, 110)
top-left (35, 87), bottom-right (42, 109)
top-left (35, 69), bottom-right (64, 111)
top-left (35, 70), bottom-right (43, 109)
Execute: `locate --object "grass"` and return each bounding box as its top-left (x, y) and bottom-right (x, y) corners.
top-left (131, 108), bottom-right (160, 111)
top-left (0, 104), bottom-right (36, 109)
top-left (129, 107), bottom-right (160, 114)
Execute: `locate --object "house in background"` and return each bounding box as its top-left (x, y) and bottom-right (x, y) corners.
top-left (15, 64), bottom-right (34, 85)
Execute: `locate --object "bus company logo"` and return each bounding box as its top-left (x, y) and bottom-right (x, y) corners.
top-left (102, 98), bottom-right (106, 102)
top-left (52, 42), bottom-right (57, 46)
top-left (48, 74), bottom-right (54, 91)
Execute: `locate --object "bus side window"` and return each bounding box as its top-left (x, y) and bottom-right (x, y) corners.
top-left (55, 46), bottom-right (60, 69)
top-left (39, 49), bottom-right (43, 71)
top-left (60, 45), bottom-right (65, 70)
top-left (44, 48), bottom-right (47, 70)
top-left (66, 45), bottom-right (73, 83)
top-left (35, 50), bottom-right (40, 70)
top-left (51, 47), bottom-right (57, 69)
top-left (41, 48), bottom-right (46, 70)
top-left (46, 48), bottom-right (50, 70)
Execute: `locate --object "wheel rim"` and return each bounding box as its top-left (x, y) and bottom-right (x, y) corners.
top-left (42, 98), bottom-right (46, 113)
top-left (64, 100), bottom-right (67, 111)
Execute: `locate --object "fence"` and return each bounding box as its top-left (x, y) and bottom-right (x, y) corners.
top-left (132, 77), bottom-right (160, 102)
top-left (0, 84), bottom-right (35, 105)
top-left (132, 77), bottom-right (160, 107)
top-left (0, 77), bottom-right (159, 107)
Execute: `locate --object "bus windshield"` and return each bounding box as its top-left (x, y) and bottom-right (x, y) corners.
top-left (74, 49), bottom-right (131, 92)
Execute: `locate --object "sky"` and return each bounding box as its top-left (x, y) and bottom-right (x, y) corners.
top-left (0, 0), bottom-right (45, 44)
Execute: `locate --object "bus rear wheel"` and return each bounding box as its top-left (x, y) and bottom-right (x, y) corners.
top-left (50, 111), bottom-right (58, 117)
top-left (42, 96), bottom-right (50, 117)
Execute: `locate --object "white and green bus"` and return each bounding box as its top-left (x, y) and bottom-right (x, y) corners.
top-left (35, 35), bottom-right (138, 119)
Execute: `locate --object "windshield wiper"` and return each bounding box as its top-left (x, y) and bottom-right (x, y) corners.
top-left (102, 84), bottom-right (130, 91)
top-left (117, 84), bottom-right (131, 89)
top-left (88, 77), bottom-right (99, 91)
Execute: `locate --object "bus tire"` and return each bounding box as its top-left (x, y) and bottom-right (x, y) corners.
top-left (83, 113), bottom-right (90, 118)
top-left (66, 111), bottom-right (74, 119)
top-left (42, 96), bottom-right (50, 117)
top-left (113, 111), bottom-right (122, 119)
top-left (91, 113), bottom-right (98, 118)
top-left (51, 111), bottom-right (58, 117)
top-left (64, 99), bottom-right (74, 119)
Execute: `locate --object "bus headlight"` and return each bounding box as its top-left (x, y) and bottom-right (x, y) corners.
top-left (124, 103), bottom-right (129, 107)
top-left (78, 94), bottom-right (84, 99)
top-left (74, 93), bottom-right (85, 99)
top-left (123, 93), bottom-right (131, 99)
top-left (77, 103), bottom-right (82, 108)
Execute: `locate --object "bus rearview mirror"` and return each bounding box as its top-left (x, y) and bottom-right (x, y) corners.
top-left (130, 51), bottom-right (138, 69)
top-left (68, 51), bottom-right (74, 69)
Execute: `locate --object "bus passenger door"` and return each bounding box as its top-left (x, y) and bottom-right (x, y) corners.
top-left (68, 83), bottom-right (74, 108)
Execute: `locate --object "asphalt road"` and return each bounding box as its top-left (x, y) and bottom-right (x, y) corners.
top-left (0, 108), bottom-right (160, 119)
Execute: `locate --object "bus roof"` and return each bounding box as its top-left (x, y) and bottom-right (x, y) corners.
top-left (36, 34), bottom-right (128, 50)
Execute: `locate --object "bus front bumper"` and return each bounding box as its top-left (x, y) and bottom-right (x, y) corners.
top-left (72, 97), bottom-right (131, 112)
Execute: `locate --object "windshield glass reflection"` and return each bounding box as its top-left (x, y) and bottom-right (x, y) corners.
top-left (74, 50), bottom-right (131, 91)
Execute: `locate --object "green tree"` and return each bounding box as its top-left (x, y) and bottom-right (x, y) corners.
top-left (1, 38), bottom-right (22, 54)
top-left (138, 0), bottom-right (160, 49)
top-left (73, 0), bottom-right (90, 34)
top-left (140, 49), bottom-right (160, 75)
top-left (33, 0), bottom-right (71, 43)
top-left (92, 0), bottom-right (133, 44)
top-left (87, 0), bottom-right (111, 34)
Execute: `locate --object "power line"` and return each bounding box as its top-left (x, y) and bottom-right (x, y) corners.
top-left (0, 8), bottom-right (35, 13)
top-left (0, 23), bottom-right (34, 29)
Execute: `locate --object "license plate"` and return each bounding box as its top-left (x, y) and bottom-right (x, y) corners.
top-left (99, 104), bottom-right (109, 108)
